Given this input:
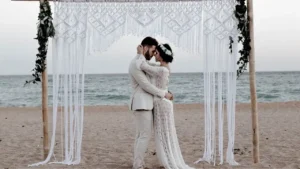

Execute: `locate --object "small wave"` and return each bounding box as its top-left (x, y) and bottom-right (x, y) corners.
top-left (269, 89), bottom-right (280, 93)
top-left (94, 94), bottom-right (130, 100)
top-left (108, 89), bottom-right (118, 93)
top-left (85, 89), bottom-right (98, 93)
top-left (288, 89), bottom-right (300, 95)
top-left (257, 93), bottom-right (279, 99)
top-left (291, 89), bottom-right (300, 92)
top-left (0, 103), bottom-right (28, 107)
top-left (174, 94), bottom-right (187, 100)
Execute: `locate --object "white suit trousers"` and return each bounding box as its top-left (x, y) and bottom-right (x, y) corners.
top-left (133, 110), bottom-right (153, 169)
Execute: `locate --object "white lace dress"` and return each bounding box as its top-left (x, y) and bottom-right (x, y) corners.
top-left (136, 56), bottom-right (194, 169)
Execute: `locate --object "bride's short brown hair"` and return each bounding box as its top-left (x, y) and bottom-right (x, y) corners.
top-left (157, 43), bottom-right (173, 63)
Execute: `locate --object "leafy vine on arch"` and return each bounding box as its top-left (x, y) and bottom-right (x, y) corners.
top-left (25, 0), bottom-right (55, 85)
top-left (234, 0), bottom-right (251, 78)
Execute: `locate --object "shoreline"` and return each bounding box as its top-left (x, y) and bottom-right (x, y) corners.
top-left (0, 101), bottom-right (299, 110)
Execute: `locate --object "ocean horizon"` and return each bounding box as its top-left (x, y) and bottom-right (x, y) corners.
top-left (1, 70), bottom-right (300, 76)
top-left (1, 71), bottom-right (300, 107)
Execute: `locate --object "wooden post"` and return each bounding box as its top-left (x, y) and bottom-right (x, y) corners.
top-left (40, 0), bottom-right (49, 160)
top-left (42, 65), bottom-right (49, 159)
top-left (247, 0), bottom-right (259, 163)
top-left (42, 68), bottom-right (49, 160)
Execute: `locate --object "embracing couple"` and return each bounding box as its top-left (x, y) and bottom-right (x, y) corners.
top-left (129, 37), bottom-right (194, 169)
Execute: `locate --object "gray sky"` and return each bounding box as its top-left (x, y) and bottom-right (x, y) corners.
top-left (0, 0), bottom-right (299, 75)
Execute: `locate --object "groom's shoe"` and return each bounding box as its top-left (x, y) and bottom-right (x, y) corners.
top-left (132, 166), bottom-right (142, 169)
top-left (139, 165), bottom-right (150, 169)
top-left (132, 165), bottom-right (145, 169)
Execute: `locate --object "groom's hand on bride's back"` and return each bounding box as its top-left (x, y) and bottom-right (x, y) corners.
top-left (168, 91), bottom-right (174, 100)
top-left (164, 92), bottom-right (173, 100)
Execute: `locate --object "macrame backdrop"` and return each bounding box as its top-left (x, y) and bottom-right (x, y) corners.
top-left (30, 0), bottom-right (238, 166)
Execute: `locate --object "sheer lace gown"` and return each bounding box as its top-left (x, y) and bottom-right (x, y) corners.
top-left (136, 56), bottom-right (194, 169)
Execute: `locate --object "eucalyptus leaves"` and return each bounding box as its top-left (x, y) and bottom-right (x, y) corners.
top-left (235, 0), bottom-right (251, 78)
top-left (25, 0), bottom-right (55, 85)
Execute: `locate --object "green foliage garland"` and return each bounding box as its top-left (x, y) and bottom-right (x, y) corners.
top-left (234, 0), bottom-right (251, 78)
top-left (25, 0), bottom-right (55, 85)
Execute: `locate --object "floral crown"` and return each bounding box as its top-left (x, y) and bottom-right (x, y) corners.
top-left (158, 44), bottom-right (172, 56)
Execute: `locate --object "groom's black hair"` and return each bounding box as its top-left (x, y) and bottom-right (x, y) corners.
top-left (141, 37), bottom-right (158, 47)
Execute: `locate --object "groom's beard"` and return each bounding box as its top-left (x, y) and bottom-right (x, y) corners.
top-left (144, 51), bottom-right (152, 60)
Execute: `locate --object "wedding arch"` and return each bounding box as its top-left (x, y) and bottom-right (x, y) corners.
top-left (13, 0), bottom-right (259, 166)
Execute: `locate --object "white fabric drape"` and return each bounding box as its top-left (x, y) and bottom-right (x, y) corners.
top-left (29, 2), bottom-right (87, 166)
top-left (194, 0), bottom-right (239, 165)
top-left (30, 0), bottom-right (238, 166)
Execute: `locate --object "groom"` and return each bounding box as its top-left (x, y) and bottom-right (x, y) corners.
top-left (128, 37), bottom-right (172, 169)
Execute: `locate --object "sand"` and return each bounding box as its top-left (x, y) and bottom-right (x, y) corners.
top-left (0, 102), bottom-right (299, 169)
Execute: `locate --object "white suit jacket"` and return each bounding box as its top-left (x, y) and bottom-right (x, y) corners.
top-left (128, 54), bottom-right (165, 111)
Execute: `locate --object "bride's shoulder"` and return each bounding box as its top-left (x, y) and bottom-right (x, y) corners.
top-left (161, 66), bottom-right (170, 75)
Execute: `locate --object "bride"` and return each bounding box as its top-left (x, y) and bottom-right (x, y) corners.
top-left (136, 44), bottom-right (194, 169)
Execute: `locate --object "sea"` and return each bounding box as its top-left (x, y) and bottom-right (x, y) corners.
top-left (0, 72), bottom-right (300, 107)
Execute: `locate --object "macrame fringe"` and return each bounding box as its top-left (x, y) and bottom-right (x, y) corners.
top-left (30, 0), bottom-right (239, 166)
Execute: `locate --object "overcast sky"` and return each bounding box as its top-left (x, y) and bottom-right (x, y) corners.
top-left (0, 0), bottom-right (299, 75)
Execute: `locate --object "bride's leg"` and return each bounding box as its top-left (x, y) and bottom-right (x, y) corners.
top-left (154, 102), bottom-right (178, 169)
top-left (154, 110), bottom-right (165, 168)
top-left (167, 102), bottom-right (195, 168)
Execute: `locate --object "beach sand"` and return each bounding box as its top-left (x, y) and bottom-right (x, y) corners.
top-left (0, 102), bottom-right (299, 169)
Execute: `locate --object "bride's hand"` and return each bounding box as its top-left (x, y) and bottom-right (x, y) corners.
top-left (137, 45), bottom-right (143, 55)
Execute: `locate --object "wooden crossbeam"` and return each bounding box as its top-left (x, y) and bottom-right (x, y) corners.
top-left (11, 0), bottom-right (204, 1)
